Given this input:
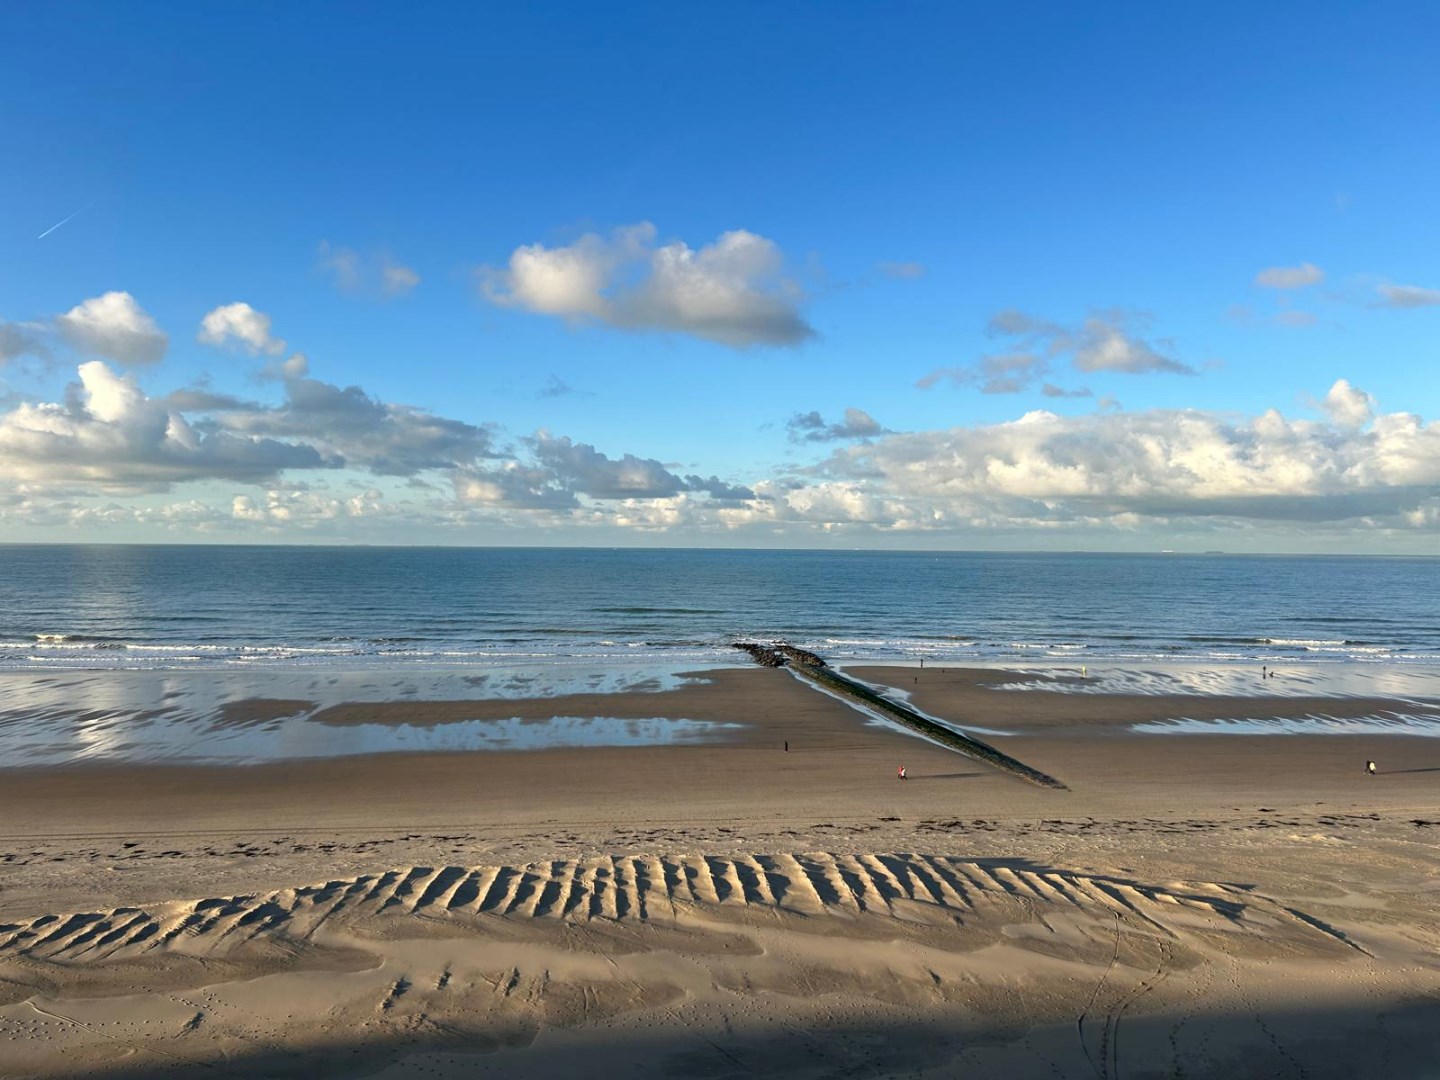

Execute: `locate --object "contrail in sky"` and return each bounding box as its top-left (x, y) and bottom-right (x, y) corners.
top-left (37, 206), bottom-right (89, 240)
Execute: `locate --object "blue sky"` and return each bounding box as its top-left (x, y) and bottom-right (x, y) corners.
top-left (2, 2), bottom-right (1438, 550)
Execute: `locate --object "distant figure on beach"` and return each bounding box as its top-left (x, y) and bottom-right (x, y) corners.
top-left (898, 765), bottom-right (907, 781)
top-left (784, 740), bottom-right (788, 752)
top-left (1262, 665), bottom-right (1267, 678)
top-left (1366, 759), bottom-right (1377, 775)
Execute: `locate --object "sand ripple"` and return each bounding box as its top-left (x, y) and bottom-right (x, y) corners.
top-left (0, 852), bottom-right (1356, 965)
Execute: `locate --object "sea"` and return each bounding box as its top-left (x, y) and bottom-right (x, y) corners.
top-left (1, 545), bottom-right (1436, 670)
top-left (2, 546), bottom-right (1438, 764)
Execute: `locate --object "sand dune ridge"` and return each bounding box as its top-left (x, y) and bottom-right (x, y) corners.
top-left (0, 852), bottom-right (1356, 967)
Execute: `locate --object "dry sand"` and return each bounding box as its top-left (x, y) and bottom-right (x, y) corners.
top-left (1, 664), bottom-right (1437, 1078)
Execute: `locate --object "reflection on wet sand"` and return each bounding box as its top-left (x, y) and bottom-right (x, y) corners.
top-left (0, 665), bottom-right (728, 766)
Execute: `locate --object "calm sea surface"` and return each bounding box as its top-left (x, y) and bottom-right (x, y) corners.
top-left (2, 546), bottom-right (1437, 763)
top-left (0, 546), bottom-right (1436, 670)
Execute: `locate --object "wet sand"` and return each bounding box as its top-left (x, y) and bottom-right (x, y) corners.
top-left (1, 664), bottom-right (1438, 1077)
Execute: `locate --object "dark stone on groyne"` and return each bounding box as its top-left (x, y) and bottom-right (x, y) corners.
top-left (733, 641), bottom-right (1067, 790)
top-left (730, 642), bottom-right (827, 668)
top-left (731, 643), bottom-right (787, 667)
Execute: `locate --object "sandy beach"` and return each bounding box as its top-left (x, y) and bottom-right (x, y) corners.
top-left (1, 663), bottom-right (1438, 1077)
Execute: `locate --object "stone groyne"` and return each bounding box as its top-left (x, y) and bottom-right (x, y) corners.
top-left (733, 643), bottom-right (1067, 790)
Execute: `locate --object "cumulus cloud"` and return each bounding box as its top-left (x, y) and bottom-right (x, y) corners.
top-left (1376, 283), bottom-right (1440, 309)
top-left (231, 487), bottom-right (392, 526)
top-left (1255, 263), bottom-right (1324, 289)
top-left (453, 432), bottom-right (754, 510)
top-left (0, 354), bottom-right (498, 494)
top-left (318, 242), bottom-right (420, 298)
top-left (1321, 378), bottom-right (1374, 427)
top-left (210, 373), bottom-right (495, 477)
top-left (198, 302), bottom-right (286, 355)
top-left (533, 434), bottom-right (690, 499)
top-left (0, 361), bottom-right (324, 489)
top-left (480, 222), bottom-right (813, 347)
top-left (811, 380), bottom-right (1439, 526)
top-left (877, 261), bottom-right (925, 280)
top-left (452, 461), bottom-right (578, 511)
top-left (1066, 314), bottom-right (1193, 374)
top-left (919, 309), bottom-right (1193, 394)
top-left (2, 486), bottom-right (410, 537)
top-left (55, 292), bottom-right (168, 365)
top-left (787, 407), bottom-right (888, 442)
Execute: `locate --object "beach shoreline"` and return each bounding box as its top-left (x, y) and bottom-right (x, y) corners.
top-left (3, 660), bottom-right (1439, 768)
top-left (1, 661), bottom-right (1437, 1076)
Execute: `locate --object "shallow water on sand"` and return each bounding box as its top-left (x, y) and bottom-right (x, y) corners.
top-left (0, 711), bottom-right (740, 766)
top-left (1132, 713), bottom-right (1440, 737)
top-left (974, 660), bottom-right (1440, 702)
top-left (0, 664), bottom-right (734, 766)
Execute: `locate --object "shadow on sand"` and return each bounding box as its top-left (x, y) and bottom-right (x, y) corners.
top-left (84, 999), bottom-right (1440, 1080)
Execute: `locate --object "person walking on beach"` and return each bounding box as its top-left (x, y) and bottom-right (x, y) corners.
top-left (1366, 759), bottom-right (1377, 776)
top-left (898, 764), bottom-right (907, 781)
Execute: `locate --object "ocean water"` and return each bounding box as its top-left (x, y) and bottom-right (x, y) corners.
top-left (0, 545), bottom-right (1437, 671)
top-left (2, 546), bottom-right (1437, 764)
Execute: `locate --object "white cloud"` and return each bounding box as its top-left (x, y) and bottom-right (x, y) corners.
top-left (380, 260), bottom-right (421, 297)
top-left (198, 302), bottom-right (286, 355)
top-left (1069, 314), bottom-right (1192, 374)
top-left (812, 386), bottom-right (1439, 526)
top-left (0, 362), bottom-right (324, 489)
top-left (481, 222), bottom-right (814, 347)
top-left (1376, 283), bottom-right (1440, 309)
top-left (0, 356), bottom-right (497, 493)
top-left (318, 242), bottom-right (420, 298)
top-left (919, 309), bottom-right (1192, 393)
top-left (231, 488), bottom-right (391, 526)
top-left (1255, 263), bottom-right (1324, 289)
top-left (55, 292), bottom-right (168, 365)
top-left (1321, 378), bottom-right (1374, 427)
top-left (482, 225), bottom-right (646, 319)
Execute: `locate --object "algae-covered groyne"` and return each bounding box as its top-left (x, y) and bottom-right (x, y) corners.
top-left (734, 643), bottom-right (1067, 790)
